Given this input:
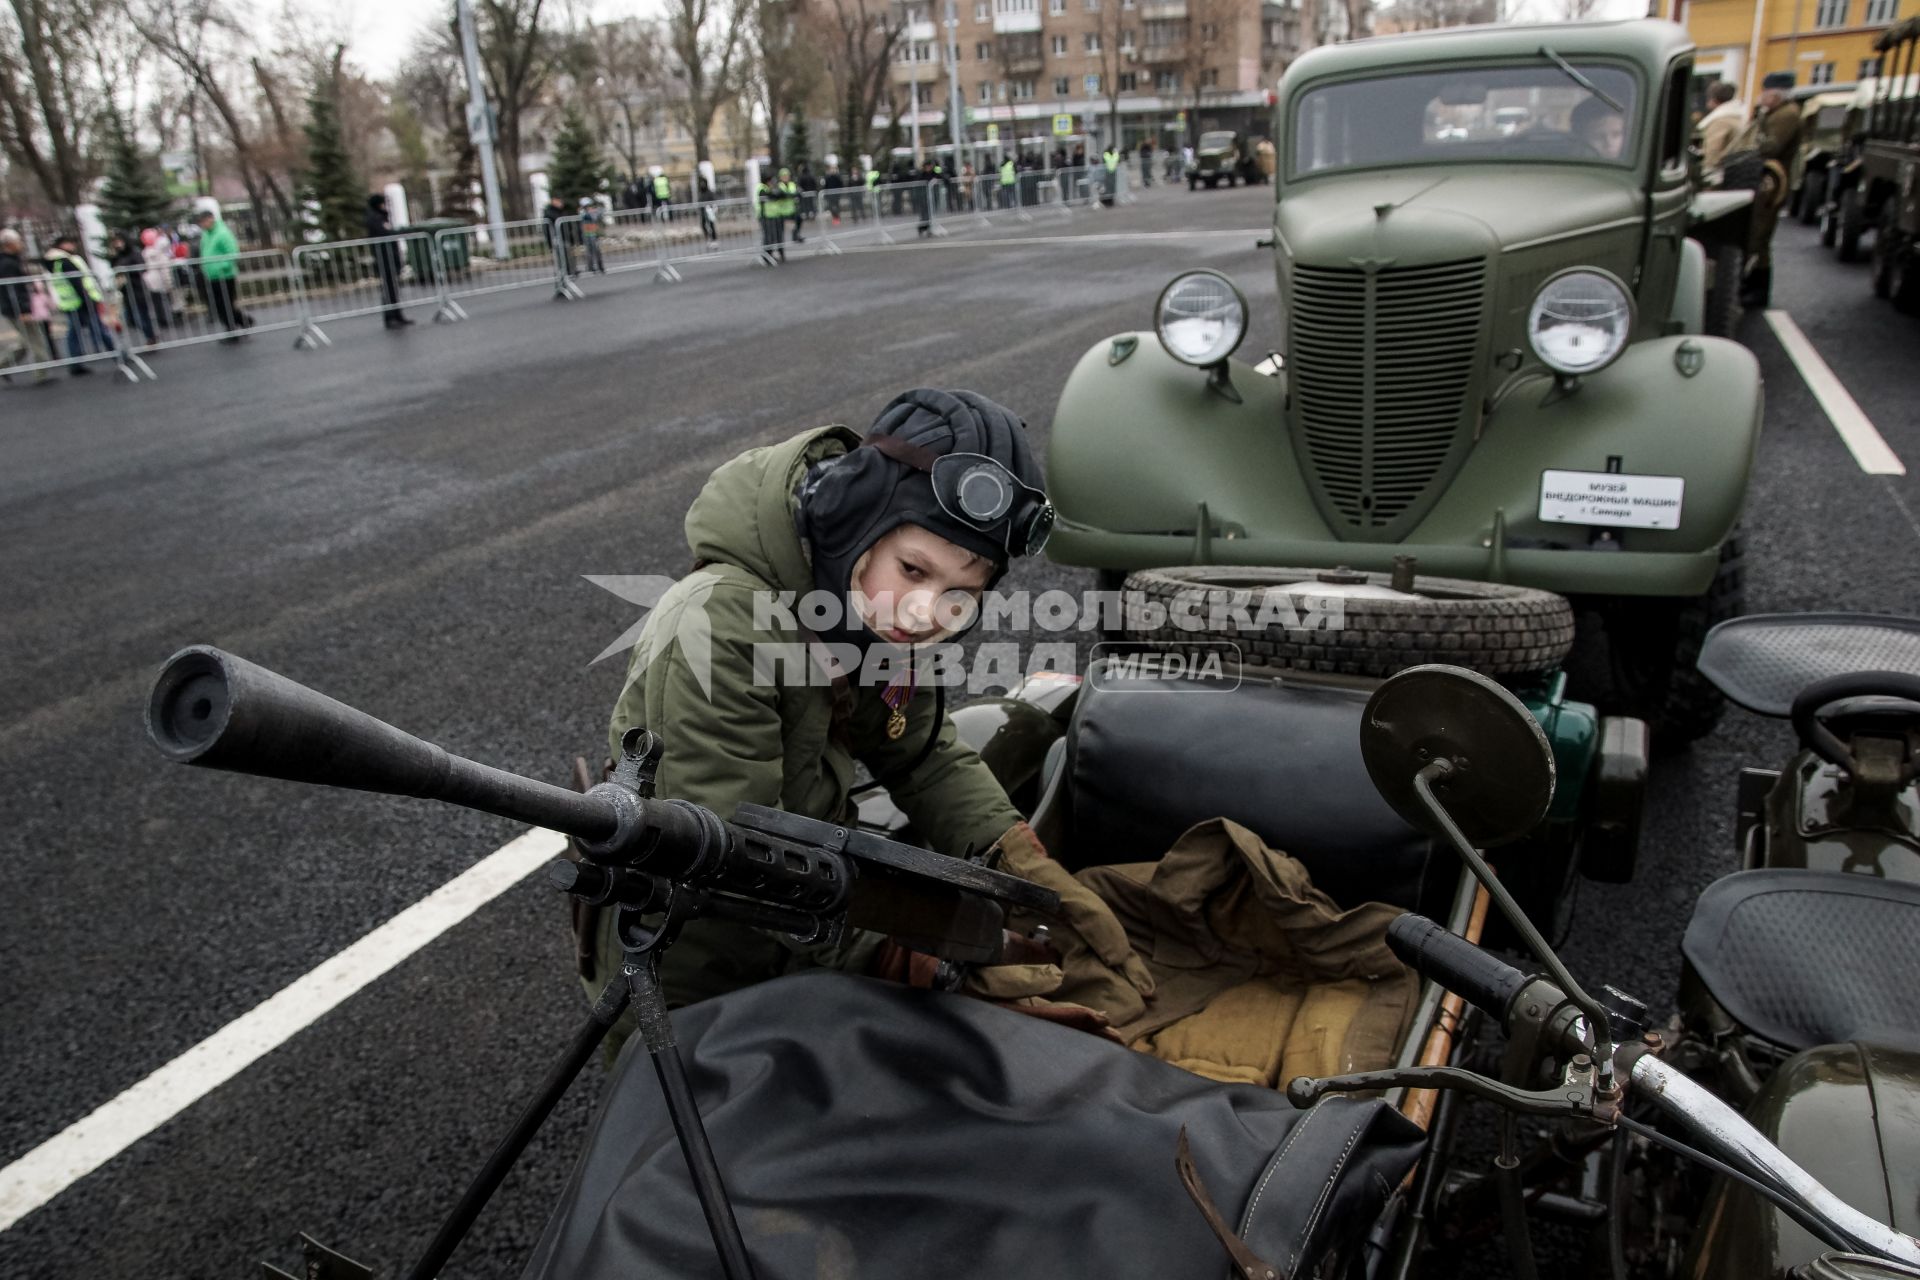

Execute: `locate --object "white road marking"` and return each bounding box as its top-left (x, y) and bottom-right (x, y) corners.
top-left (0, 827), bottom-right (568, 1233)
top-left (1765, 310), bottom-right (1907, 476)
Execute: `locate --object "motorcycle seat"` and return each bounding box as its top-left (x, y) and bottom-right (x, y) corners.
top-left (1031, 663), bottom-right (1444, 913)
top-left (1682, 869), bottom-right (1920, 1053)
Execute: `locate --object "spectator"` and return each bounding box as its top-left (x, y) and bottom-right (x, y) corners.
top-left (364, 193), bottom-right (413, 329)
top-left (698, 173), bottom-right (720, 247)
top-left (579, 196), bottom-right (607, 274)
top-left (798, 162), bottom-right (819, 223)
top-left (1696, 81), bottom-right (1747, 181)
top-left (757, 167), bottom-right (796, 265)
top-left (1138, 139), bottom-right (1154, 187)
top-left (0, 229), bottom-right (55, 386)
top-left (44, 231), bottom-right (115, 368)
top-left (543, 193), bottom-right (575, 276)
top-left (652, 168), bottom-right (673, 221)
top-left (194, 208), bottom-right (249, 343)
top-left (822, 162), bottom-right (845, 225)
top-left (915, 159), bottom-right (935, 238)
top-left (1742, 71), bottom-right (1802, 308)
top-left (140, 229), bottom-right (176, 330)
top-left (108, 231), bottom-right (158, 346)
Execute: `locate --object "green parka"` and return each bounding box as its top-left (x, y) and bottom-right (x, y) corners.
top-left (593, 425), bottom-right (1023, 1018)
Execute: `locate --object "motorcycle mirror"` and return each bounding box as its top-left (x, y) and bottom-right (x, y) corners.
top-left (1360, 665), bottom-right (1555, 849)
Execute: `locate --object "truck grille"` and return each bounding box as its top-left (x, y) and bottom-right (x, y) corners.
top-left (1290, 258), bottom-right (1486, 536)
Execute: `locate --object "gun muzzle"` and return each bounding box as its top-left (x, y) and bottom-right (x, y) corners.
top-left (147, 645), bottom-right (619, 841)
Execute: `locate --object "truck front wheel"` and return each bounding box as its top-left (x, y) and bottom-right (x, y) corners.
top-left (1838, 187), bottom-right (1866, 262)
top-left (1702, 240), bottom-right (1743, 338)
top-left (1570, 533), bottom-right (1743, 747)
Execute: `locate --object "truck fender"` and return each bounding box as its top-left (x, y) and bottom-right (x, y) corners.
top-left (1672, 237), bottom-right (1706, 333)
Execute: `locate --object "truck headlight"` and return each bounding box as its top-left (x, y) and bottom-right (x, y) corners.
top-left (1527, 269), bottom-right (1633, 376)
top-left (1154, 271), bottom-right (1248, 367)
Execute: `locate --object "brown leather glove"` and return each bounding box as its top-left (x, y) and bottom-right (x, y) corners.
top-left (988, 821), bottom-right (1156, 1002)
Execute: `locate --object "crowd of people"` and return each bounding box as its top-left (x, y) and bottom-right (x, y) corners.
top-left (1, 206), bottom-right (256, 385)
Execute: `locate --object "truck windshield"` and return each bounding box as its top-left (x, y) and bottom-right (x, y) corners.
top-left (1199, 131), bottom-right (1237, 150)
top-left (1292, 63), bottom-right (1639, 175)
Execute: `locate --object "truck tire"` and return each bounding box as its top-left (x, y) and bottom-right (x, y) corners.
top-left (1188, 175), bottom-right (1198, 191)
top-left (1891, 237), bottom-right (1920, 315)
top-left (1821, 192), bottom-right (1841, 247)
top-left (1872, 207), bottom-right (1897, 298)
top-left (1838, 187), bottom-right (1865, 262)
top-left (1797, 169), bottom-right (1826, 226)
top-left (1571, 532), bottom-right (1743, 748)
top-left (1703, 240), bottom-right (1743, 337)
top-left (1119, 565), bottom-right (1575, 678)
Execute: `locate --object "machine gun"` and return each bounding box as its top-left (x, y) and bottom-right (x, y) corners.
top-left (146, 645), bottom-right (1059, 1280)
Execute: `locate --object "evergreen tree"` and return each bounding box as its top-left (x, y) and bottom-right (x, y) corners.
top-left (303, 90), bottom-right (363, 242)
top-left (546, 107), bottom-right (607, 203)
top-left (95, 112), bottom-right (173, 234)
top-left (785, 112), bottom-right (813, 170)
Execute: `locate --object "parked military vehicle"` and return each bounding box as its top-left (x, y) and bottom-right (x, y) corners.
top-left (1047, 19), bottom-right (1759, 742)
top-left (1862, 20), bottom-right (1920, 308)
top-left (1186, 130), bottom-right (1249, 188)
top-left (1819, 50), bottom-right (1920, 261)
top-left (1788, 83), bottom-right (1858, 225)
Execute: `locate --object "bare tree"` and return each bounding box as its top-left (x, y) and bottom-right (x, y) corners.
top-left (468, 0), bottom-right (559, 216)
top-left (1092, 0), bottom-right (1129, 149)
top-left (1379, 0), bottom-right (1496, 25)
top-left (664, 0), bottom-right (745, 167)
top-left (747, 0), bottom-right (822, 170)
top-left (1174, 0), bottom-right (1234, 146)
top-left (558, 17), bottom-right (665, 179)
top-left (129, 0), bottom-right (297, 230)
top-left (0, 0), bottom-right (111, 211)
top-left (810, 0), bottom-right (905, 161)
top-left (396, 29), bottom-right (479, 215)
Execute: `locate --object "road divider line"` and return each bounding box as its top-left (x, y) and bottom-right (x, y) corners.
top-left (1765, 310), bottom-right (1907, 476)
top-left (0, 827), bottom-right (567, 1234)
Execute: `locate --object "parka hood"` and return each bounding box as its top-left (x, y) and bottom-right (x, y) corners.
top-left (684, 425), bottom-right (862, 595)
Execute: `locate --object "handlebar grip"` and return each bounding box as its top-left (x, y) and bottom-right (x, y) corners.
top-left (1387, 913), bottom-right (1533, 1023)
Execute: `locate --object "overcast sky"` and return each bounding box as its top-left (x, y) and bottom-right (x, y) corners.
top-left (344, 0), bottom-right (1650, 79)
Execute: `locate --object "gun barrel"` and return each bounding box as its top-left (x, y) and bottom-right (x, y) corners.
top-left (146, 645), bottom-right (619, 842)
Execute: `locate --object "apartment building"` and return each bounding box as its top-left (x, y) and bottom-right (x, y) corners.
top-left (1666, 0), bottom-right (1911, 100)
top-left (886, 0), bottom-right (1330, 153)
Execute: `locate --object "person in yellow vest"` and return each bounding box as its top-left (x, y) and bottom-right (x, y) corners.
top-left (757, 167), bottom-right (798, 264)
top-left (998, 156), bottom-right (1016, 209)
top-left (862, 165), bottom-right (880, 223)
top-left (652, 169), bottom-right (672, 222)
top-left (44, 232), bottom-right (116, 367)
top-left (1100, 146), bottom-right (1120, 205)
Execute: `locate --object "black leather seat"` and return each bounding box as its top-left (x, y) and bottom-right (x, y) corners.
top-left (1682, 869), bottom-right (1920, 1053)
top-left (1031, 665), bottom-right (1442, 912)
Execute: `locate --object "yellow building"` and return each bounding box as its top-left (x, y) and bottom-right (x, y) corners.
top-left (1667, 0), bottom-right (1912, 101)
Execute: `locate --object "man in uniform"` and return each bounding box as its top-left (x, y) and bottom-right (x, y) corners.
top-left (652, 168), bottom-right (673, 222)
top-left (1101, 145), bottom-right (1120, 205)
top-left (1742, 70), bottom-right (1802, 309)
top-left (999, 155), bottom-right (1017, 209)
top-left (1695, 81), bottom-right (1747, 181)
top-left (757, 167), bottom-right (798, 264)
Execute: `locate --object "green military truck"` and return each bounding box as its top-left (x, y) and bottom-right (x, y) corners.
top-left (1863, 18), bottom-right (1920, 308)
top-left (1047, 19), bottom-right (1760, 740)
top-left (1186, 131), bottom-right (1248, 189)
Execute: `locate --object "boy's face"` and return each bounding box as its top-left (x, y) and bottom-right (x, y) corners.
top-left (853, 524), bottom-right (994, 647)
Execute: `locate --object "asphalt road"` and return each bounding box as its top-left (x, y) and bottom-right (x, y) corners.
top-left (1, 182), bottom-right (1917, 1279)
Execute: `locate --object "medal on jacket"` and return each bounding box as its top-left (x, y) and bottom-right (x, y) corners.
top-left (882, 666), bottom-right (917, 740)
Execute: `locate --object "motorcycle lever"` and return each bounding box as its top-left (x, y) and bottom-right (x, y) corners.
top-left (1287, 1058), bottom-right (1600, 1121)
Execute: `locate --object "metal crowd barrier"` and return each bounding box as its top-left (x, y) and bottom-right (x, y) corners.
top-left (104, 249), bottom-right (304, 371)
top-left (1, 270), bottom-right (138, 382)
top-left (290, 231), bottom-right (450, 348)
top-left (435, 217), bottom-right (581, 315)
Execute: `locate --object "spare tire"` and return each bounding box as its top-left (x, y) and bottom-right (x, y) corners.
top-left (1119, 565), bottom-right (1576, 679)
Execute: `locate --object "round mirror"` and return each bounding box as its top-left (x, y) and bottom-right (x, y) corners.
top-left (1360, 665), bottom-right (1555, 848)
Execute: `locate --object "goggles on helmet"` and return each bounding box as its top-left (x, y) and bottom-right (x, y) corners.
top-left (930, 453), bottom-right (1055, 557)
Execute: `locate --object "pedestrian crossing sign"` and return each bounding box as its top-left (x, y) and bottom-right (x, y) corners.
top-left (1052, 113), bottom-right (1073, 136)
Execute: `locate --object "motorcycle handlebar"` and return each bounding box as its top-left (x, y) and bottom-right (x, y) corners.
top-left (1387, 913), bottom-right (1534, 1025)
top-left (147, 645), bottom-right (622, 842)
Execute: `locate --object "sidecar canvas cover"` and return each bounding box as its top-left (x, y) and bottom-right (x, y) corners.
top-left (523, 972), bottom-right (1423, 1279)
